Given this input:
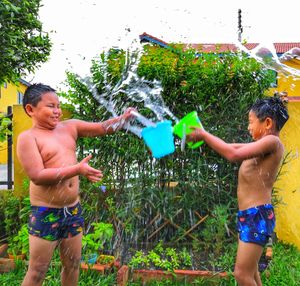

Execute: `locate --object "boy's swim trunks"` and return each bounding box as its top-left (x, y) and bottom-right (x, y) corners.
top-left (28, 202), bottom-right (84, 241)
top-left (237, 204), bottom-right (275, 246)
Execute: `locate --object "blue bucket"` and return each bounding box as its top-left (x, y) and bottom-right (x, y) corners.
top-left (141, 120), bottom-right (175, 159)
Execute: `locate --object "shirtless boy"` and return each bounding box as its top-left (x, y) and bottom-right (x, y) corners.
top-left (17, 83), bottom-right (136, 286)
top-left (187, 97), bottom-right (289, 286)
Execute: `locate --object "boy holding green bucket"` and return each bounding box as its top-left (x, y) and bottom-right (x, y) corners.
top-left (186, 97), bottom-right (289, 286)
top-left (173, 111), bottom-right (204, 150)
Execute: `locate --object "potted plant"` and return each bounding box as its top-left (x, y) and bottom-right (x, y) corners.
top-left (7, 224), bottom-right (29, 260)
top-left (81, 222), bottom-right (115, 272)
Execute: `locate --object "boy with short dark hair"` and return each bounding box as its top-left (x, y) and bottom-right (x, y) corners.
top-left (187, 97), bottom-right (289, 286)
top-left (17, 83), bottom-right (136, 286)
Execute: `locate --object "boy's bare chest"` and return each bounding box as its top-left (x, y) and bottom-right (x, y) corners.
top-left (35, 131), bottom-right (76, 164)
top-left (239, 154), bottom-right (277, 182)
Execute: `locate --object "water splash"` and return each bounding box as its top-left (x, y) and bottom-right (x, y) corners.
top-left (131, 111), bottom-right (156, 127)
top-left (236, 42), bottom-right (300, 78)
top-left (280, 47), bottom-right (300, 62)
top-left (84, 41), bottom-right (178, 137)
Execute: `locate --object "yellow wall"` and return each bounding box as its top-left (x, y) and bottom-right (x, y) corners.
top-left (269, 59), bottom-right (300, 96)
top-left (271, 58), bottom-right (300, 249)
top-left (0, 81), bottom-right (28, 164)
top-left (275, 102), bottom-right (300, 247)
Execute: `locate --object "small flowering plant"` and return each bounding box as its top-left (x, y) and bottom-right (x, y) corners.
top-left (82, 222), bottom-right (114, 264)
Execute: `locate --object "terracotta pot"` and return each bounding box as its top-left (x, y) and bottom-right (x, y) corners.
top-left (80, 260), bottom-right (115, 274)
top-left (97, 254), bottom-right (115, 267)
top-left (80, 262), bottom-right (106, 273)
top-left (114, 259), bottom-right (121, 269)
top-left (8, 253), bottom-right (26, 260)
top-left (117, 265), bottom-right (129, 286)
top-left (0, 244), bottom-right (8, 257)
top-left (0, 258), bottom-right (15, 273)
top-left (265, 246), bottom-right (273, 260)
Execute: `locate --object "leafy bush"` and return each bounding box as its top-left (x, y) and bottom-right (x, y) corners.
top-left (7, 224), bottom-right (29, 256)
top-left (82, 222), bottom-right (114, 255)
top-left (0, 191), bottom-right (30, 240)
top-left (0, 114), bottom-right (12, 142)
top-left (0, 0), bottom-right (51, 84)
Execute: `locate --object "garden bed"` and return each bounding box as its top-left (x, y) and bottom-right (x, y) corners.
top-left (117, 265), bottom-right (228, 285)
top-left (116, 242), bottom-right (230, 285)
top-left (116, 241), bottom-right (272, 285)
top-left (119, 242), bottom-right (233, 272)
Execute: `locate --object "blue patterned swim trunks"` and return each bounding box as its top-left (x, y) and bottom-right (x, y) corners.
top-left (28, 202), bottom-right (84, 241)
top-left (237, 204), bottom-right (275, 246)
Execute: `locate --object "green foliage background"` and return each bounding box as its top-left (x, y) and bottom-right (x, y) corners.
top-left (60, 45), bottom-right (275, 252)
top-left (0, 0), bottom-right (51, 84)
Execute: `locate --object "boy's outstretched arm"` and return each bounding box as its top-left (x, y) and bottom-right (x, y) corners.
top-left (187, 127), bottom-right (281, 162)
top-left (72, 107), bottom-right (137, 137)
top-left (17, 132), bottom-right (102, 185)
top-left (230, 143), bottom-right (247, 149)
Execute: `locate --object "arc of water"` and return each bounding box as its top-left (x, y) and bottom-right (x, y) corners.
top-left (236, 42), bottom-right (300, 77)
top-left (130, 111), bottom-right (156, 127)
top-left (86, 43), bottom-right (179, 137)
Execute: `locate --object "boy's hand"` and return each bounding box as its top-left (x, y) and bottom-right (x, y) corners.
top-left (186, 127), bottom-right (204, 143)
top-left (121, 107), bottom-right (138, 121)
top-left (78, 154), bottom-right (103, 183)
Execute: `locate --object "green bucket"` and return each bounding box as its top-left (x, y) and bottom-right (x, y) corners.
top-left (173, 111), bottom-right (204, 149)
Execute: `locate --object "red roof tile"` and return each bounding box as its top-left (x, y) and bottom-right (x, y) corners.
top-left (140, 32), bottom-right (300, 54)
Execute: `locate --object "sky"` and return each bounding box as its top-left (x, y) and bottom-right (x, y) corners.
top-left (26, 0), bottom-right (299, 90)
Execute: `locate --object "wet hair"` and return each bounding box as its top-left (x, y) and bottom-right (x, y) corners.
top-left (23, 83), bottom-right (56, 116)
top-left (250, 97), bottom-right (289, 131)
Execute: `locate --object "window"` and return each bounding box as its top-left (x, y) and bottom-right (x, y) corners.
top-left (3, 82), bottom-right (7, 88)
top-left (17, 91), bottom-right (24, 104)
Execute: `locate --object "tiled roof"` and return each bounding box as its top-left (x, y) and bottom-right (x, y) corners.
top-left (139, 32), bottom-right (169, 48)
top-left (139, 32), bottom-right (300, 55)
top-left (273, 43), bottom-right (300, 54)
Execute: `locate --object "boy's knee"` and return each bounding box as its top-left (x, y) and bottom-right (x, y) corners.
top-left (29, 263), bottom-right (50, 283)
top-left (62, 256), bottom-right (81, 272)
top-left (234, 266), bottom-right (253, 284)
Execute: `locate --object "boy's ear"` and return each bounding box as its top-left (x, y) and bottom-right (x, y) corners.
top-left (265, 117), bottom-right (273, 130)
top-left (24, 104), bottom-right (34, 117)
